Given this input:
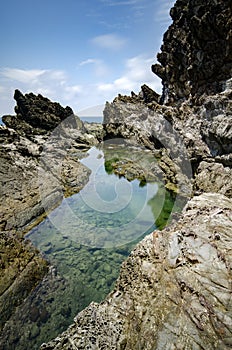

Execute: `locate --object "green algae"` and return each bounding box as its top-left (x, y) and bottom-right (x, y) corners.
top-left (3, 144), bottom-right (177, 349)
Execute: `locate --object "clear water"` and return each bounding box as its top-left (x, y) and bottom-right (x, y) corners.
top-left (38, 146), bottom-right (161, 249)
top-left (2, 143), bottom-right (176, 349)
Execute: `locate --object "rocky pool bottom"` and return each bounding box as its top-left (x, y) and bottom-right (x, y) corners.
top-left (1, 143), bottom-right (180, 350)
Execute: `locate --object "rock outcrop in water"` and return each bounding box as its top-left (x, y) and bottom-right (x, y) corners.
top-left (40, 0), bottom-right (232, 349)
top-left (41, 193), bottom-right (232, 350)
top-left (1, 0), bottom-right (232, 348)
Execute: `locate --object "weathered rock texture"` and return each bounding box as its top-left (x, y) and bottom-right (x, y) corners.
top-left (103, 84), bottom-right (232, 198)
top-left (152, 0), bottom-right (232, 104)
top-left (0, 91), bottom-right (103, 333)
top-left (3, 89), bottom-right (74, 135)
top-left (41, 193), bottom-right (232, 350)
top-left (40, 0), bottom-right (232, 349)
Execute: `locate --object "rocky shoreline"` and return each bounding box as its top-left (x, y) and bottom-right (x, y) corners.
top-left (0, 90), bottom-right (103, 335)
top-left (0, 0), bottom-right (232, 349)
top-left (40, 0), bottom-right (231, 349)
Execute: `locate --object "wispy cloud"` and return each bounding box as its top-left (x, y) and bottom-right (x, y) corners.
top-left (101, 0), bottom-right (142, 6)
top-left (0, 68), bottom-right (48, 84)
top-left (0, 67), bottom-right (84, 114)
top-left (91, 34), bottom-right (127, 51)
top-left (79, 58), bottom-right (109, 77)
top-left (0, 68), bottom-right (67, 85)
top-left (97, 55), bottom-right (161, 94)
top-left (155, 0), bottom-right (175, 25)
top-left (0, 56), bottom-right (162, 116)
top-left (79, 59), bottom-right (99, 66)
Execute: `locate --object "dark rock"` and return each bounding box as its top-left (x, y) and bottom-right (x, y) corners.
top-left (40, 308), bottom-right (50, 323)
top-left (1, 0), bottom-right (232, 349)
top-left (140, 84), bottom-right (160, 104)
top-left (152, 0), bottom-right (232, 104)
top-left (30, 306), bottom-right (40, 322)
top-left (3, 90), bottom-right (74, 136)
top-left (39, 1), bottom-right (232, 347)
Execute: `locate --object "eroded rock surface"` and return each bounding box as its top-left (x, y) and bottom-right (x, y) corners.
top-left (0, 91), bottom-right (103, 333)
top-left (1, 0), bottom-right (232, 348)
top-left (152, 0), bottom-right (232, 103)
top-left (41, 193), bottom-right (232, 350)
top-left (103, 85), bottom-right (232, 198)
top-left (40, 0), bottom-right (232, 348)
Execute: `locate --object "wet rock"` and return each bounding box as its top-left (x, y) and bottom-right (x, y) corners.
top-left (40, 0), bottom-right (232, 349)
top-left (0, 91), bottom-right (102, 336)
top-left (2, 1), bottom-right (232, 349)
top-left (40, 193), bottom-right (232, 349)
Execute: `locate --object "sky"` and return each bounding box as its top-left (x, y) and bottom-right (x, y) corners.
top-left (0, 0), bottom-right (175, 116)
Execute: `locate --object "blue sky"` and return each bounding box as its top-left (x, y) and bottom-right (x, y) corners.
top-left (0, 0), bottom-right (175, 116)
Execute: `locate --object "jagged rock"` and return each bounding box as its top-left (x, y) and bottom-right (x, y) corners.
top-left (103, 82), bottom-right (232, 198)
top-left (0, 91), bottom-right (102, 232)
top-left (0, 231), bottom-right (48, 331)
top-left (194, 161), bottom-right (232, 197)
top-left (1, 0), bottom-right (232, 348)
top-left (2, 90), bottom-right (74, 136)
top-left (40, 0), bottom-right (230, 347)
top-left (152, 0), bottom-right (232, 104)
top-left (0, 91), bottom-right (103, 334)
top-left (40, 193), bottom-right (232, 350)
top-left (140, 84), bottom-right (160, 103)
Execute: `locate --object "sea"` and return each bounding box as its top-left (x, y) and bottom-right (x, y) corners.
top-left (0, 116), bottom-right (103, 126)
top-left (79, 116), bottom-right (103, 124)
top-left (0, 116), bottom-right (103, 125)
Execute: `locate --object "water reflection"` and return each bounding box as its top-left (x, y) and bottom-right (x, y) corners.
top-left (36, 145), bottom-right (164, 248)
top-left (2, 143), bottom-right (175, 350)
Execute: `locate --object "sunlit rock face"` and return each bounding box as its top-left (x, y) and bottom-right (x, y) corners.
top-left (40, 0), bottom-right (232, 349)
top-left (1, 0), bottom-right (232, 349)
top-left (0, 91), bottom-right (102, 338)
top-left (152, 0), bottom-right (232, 104)
top-left (41, 193), bottom-right (232, 350)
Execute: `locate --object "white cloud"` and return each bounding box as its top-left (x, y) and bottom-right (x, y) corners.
top-left (0, 68), bottom-right (47, 84)
top-left (79, 59), bottom-right (99, 66)
top-left (0, 56), bottom-right (162, 117)
top-left (63, 85), bottom-right (82, 102)
top-left (0, 68), bottom-right (67, 86)
top-left (79, 58), bottom-right (109, 77)
top-left (97, 55), bottom-right (162, 95)
top-left (155, 0), bottom-right (175, 25)
top-left (101, 0), bottom-right (142, 6)
top-left (0, 67), bottom-right (84, 114)
top-left (91, 34), bottom-right (127, 51)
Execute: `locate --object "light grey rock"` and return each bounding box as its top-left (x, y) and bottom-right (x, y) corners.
top-left (40, 193), bottom-right (232, 350)
top-left (0, 92), bottom-right (102, 333)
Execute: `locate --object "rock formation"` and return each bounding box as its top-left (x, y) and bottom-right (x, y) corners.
top-left (3, 89), bottom-right (74, 135)
top-left (40, 0), bottom-right (232, 349)
top-left (41, 193), bottom-right (232, 350)
top-left (0, 92), bottom-right (102, 335)
top-left (152, 0), bottom-right (232, 104)
top-left (1, 0), bottom-right (232, 348)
